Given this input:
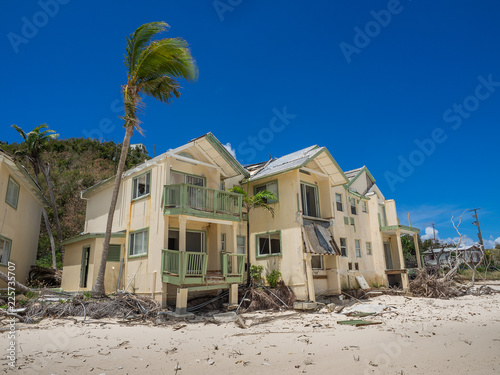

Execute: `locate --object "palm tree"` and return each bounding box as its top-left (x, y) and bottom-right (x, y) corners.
top-left (92, 22), bottom-right (198, 296)
top-left (229, 185), bottom-right (277, 285)
top-left (11, 124), bottom-right (60, 269)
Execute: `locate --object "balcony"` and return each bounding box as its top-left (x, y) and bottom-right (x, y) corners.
top-left (162, 183), bottom-right (243, 222)
top-left (161, 249), bottom-right (245, 286)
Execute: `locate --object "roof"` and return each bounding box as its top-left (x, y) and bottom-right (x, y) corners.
top-left (0, 149), bottom-right (48, 206)
top-left (344, 167), bottom-right (364, 181)
top-left (422, 245), bottom-right (480, 254)
top-left (247, 145), bottom-right (348, 186)
top-left (61, 231), bottom-right (126, 246)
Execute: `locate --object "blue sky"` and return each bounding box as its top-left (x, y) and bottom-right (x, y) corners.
top-left (1, 0), bottom-right (499, 247)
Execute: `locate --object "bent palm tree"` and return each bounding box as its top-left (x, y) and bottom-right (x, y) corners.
top-left (229, 185), bottom-right (277, 285)
top-left (11, 124), bottom-right (60, 269)
top-left (92, 22), bottom-right (198, 296)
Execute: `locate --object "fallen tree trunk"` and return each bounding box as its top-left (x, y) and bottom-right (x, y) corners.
top-left (0, 270), bottom-right (32, 294)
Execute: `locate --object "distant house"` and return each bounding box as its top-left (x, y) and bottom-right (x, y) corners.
top-left (0, 150), bottom-right (46, 286)
top-left (423, 246), bottom-right (483, 267)
top-left (61, 134), bottom-right (420, 312)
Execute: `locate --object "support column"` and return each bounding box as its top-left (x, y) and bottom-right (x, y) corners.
top-left (395, 230), bottom-right (409, 290)
top-left (179, 215), bottom-right (187, 252)
top-left (413, 233), bottom-right (422, 269)
top-left (175, 287), bottom-right (189, 315)
top-left (229, 283), bottom-right (238, 307)
top-left (304, 253), bottom-right (316, 303)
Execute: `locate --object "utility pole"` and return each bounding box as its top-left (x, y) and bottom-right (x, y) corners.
top-left (432, 223), bottom-right (437, 245)
top-left (469, 208), bottom-right (484, 247)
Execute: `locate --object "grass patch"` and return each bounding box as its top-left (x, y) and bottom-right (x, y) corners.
top-left (457, 269), bottom-right (500, 281)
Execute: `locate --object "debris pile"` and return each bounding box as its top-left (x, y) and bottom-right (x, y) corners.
top-left (28, 266), bottom-right (62, 288)
top-left (409, 269), bottom-right (463, 298)
top-left (242, 281), bottom-right (295, 312)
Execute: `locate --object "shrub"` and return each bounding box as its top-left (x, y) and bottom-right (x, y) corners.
top-left (266, 269), bottom-right (282, 288)
top-left (250, 265), bottom-right (263, 285)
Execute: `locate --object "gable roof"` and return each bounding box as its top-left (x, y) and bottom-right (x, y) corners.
top-left (0, 149), bottom-right (48, 206)
top-left (247, 145), bottom-right (348, 186)
top-left (344, 165), bottom-right (376, 189)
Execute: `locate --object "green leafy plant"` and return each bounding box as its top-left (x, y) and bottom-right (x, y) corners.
top-left (83, 291), bottom-right (92, 300)
top-left (266, 269), bottom-right (282, 288)
top-left (250, 265), bottom-right (263, 285)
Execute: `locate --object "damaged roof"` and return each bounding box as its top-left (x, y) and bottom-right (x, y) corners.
top-left (247, 145), bottom-right (348, 186)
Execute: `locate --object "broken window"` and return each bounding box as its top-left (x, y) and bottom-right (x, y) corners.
top-left (257, 232), bottom-right (281, 256)
top-left (132, 171), bottom-right (151, 199)
top-left (336, 193), bottom-right (343, 212)
top-left (311, 255), bottom-right (324, 270)
top-left (340, 237), bottom-right (347, 257)
top-left (5, 176), bottom-right (20, 209)
top-left (355, 239), bottom-right (361, 258)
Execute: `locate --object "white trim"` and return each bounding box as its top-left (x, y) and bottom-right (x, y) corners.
top-left (300, 167), bottom-right (328, 179)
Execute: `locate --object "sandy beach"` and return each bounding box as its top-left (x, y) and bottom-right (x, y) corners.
top-left (3, 292), bottom-right (500, 375)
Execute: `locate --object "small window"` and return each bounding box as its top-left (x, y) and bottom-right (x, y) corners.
top-left (340, 238), bottom-right (347, 257)
top-left (257, 232), bottom-right (281, 256)
top-left (344, 217), bottom-right (349, 225)
top-left (221, 233), bottom-right (226, 251)
top-left (220, 181), bottom-right (225, 191)
top-left (5, 177), bottom-right (20, 209)
top-left (350, 197), bottom-right (357, 215)
top-left (237, 235), bottom-right (246, 255)
top-left (335, 193), bottom-right (343, 212)
top-left (132, 171), bottom-right (151, 199)
top-left (348, 262), bottom-right (353, 271)
top-left (129, 229), bottom-right (149, 257)
top-left (355, 240), bottom-right (361, 258)
top-left (0, 237), bottom-right (12, 265)
top-left (361, 201), bottom-right (368, 213)
top-left (311, 255), bottom-right (324, 270)
top-left (366, 242), bottom-right (372, 255)
top-left (107, 244), bottom-right (121, 262)
top-left (255, 181), bottom-right (278, 203)
top-left (355, 262), bottom-right (359, 271)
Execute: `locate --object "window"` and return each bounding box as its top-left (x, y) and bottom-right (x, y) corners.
top-left (132, 171), bottom-right (151, 199)
top-left (221, 233), bottom-right (226, 251)
top-left (340, 238), bottom-right (347, 257)
top-left (366, 242), bottom-right (372, 255)
top-left (0, 237), bottom-right (12, 265)
top-left (361, 201), bottom-right (368, 213)
top-left (237, 236), bottom-right (246, 255)
top-left (107, 245), bottom-right (121, 262)
top-left (311, 255), bottom-right (324, 270)
top-left (355, 262), bottom-right (359, 270)
top-left (257, 232), bottom-right (281, 256)
top-left (336, 193), bottom-right (343, 212)
top-left (254, 181), bottom-right (278, 203)
top-left (129, 229), bottom-right (149, 257)
top-left (301, 183), bottom-right (319, 217)
top-left (348, 262), bottom-right (353, 271)
top-left (355, 239), bottom-right (361, 258)
top-left (5, 177), bottom-right (20, 209)
top-left (80, 246), bottom-right (90, 288)
top-left (168, 229), bottom-right (205, 252)
top-left (350, 197), bottom-right (357, 215)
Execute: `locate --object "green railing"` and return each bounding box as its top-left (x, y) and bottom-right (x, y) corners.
top-left (161, 249), bottom-right (245, 285)
top-left (163, 184), bottom-right (243, 221)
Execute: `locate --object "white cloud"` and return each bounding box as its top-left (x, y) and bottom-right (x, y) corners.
top-left (421, 226), bottom-right (477, 247)
top-left (484, 237), bottom-right (500, 249)
top-left (223, 142), bottom-right (236, 158)
top-left (421, 226), bottom-right (437, 241)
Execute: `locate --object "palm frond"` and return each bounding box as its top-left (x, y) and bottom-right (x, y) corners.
top-left (229, 186), bottom-right (248, 198)
top-left (140, 76), bottom-right (181, 103)
top-left (125, 22), bottom-right (169, 76)
top-left (11, 124), bottom-right (27, 141)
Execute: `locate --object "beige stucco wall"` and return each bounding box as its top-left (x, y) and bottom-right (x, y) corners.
top-left (0, 162), bottom-right (42, 287)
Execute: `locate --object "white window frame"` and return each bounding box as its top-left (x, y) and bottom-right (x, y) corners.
top-left (355, 239), bottom-right (361, 258)
top-left (350, 197), bottom-right (357, 215)
top-left (366, 241), bottom-right (372, 255)
top-left (311, 255), bottom-right (324, 270)
top-left (0, 236), bottom-right (12, 265)
top-left (340, 237), bottom-right (347, 257)
top-left (256, 231), bottom-right (281, 257)
top-left (132, 171), bottom-right (151, 200)
top-left (361, 200), bottom-right (368, 213)
top-left (237, 235), bottom-right (246, 255)
top-left (254, 181), bottom-right (279, 203)
top-left (5, 176), bottom-right (20, 209)
top-left (129, 229), bottom-right (149, 257)
top-left (335, 193), bottom-right (343, 212)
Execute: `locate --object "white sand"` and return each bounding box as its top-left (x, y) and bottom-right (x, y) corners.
top-left (4, 292), bottom-right (500, 375)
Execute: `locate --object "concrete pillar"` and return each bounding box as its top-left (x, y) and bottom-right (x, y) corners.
top-left (229, 283), bottom-right (238, 306)
top-left (413, 233), bottom-right (422, 269)
top-left (304, 253), bottom-right (316, 303)
top-left (175, 287), bottom-right (189, 315)
top-left (395, 230), bottom-right (405, 269)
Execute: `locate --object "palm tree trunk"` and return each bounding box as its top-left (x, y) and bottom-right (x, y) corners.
top-left (40, 163), bottom-right (64, 263)
top-left (42, 208), bottom-right (57, 269)
top-left (92, 126), bottom-right (133, 296)
top-left (0, 270), bottom-right (32, 294)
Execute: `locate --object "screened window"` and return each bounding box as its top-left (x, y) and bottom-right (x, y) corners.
top-left (257, 232), bottom-right (281, 256)
top-left (350, 198), bottom-right (357, 215)
top-left (366, 242), bottom-right (372, 255)
top-left (0, 237), bottom-right (12, 265)
top-left (132, 171), bottom-right (151, 199)
top-left (311, 255), bottom-right (324, 270)
top-left (336, 193), bottom-right (343, 212)
top-left (301, 183), bottom-right (319, 217)
top-left (340, 238), bottom-right (347, 257)
top-left (237, 236), bottom-right (246, 255)
top-left (5, 177), bottom-right (20, 209)
top-left (129, 229), bottom-right (148, 256)
top-left (361, 201), bottom-right (368, 213)
top-left (355, 239), bottom-right (361, 258)
top-left (107, 244), bottom-right (121, 262)
top-left (254, 181), bottom-right (278, 203)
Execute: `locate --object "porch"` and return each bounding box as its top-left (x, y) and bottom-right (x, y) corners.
top-left (163, 183), bottom-right (243, 222)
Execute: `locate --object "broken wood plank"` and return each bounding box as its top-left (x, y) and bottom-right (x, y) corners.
top-left (337, 320), bottom-right (382, 327)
